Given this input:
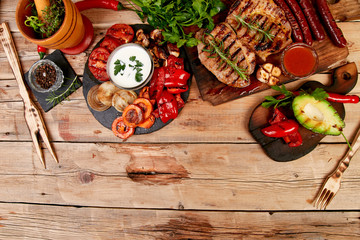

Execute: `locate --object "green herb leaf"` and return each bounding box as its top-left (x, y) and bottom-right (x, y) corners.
top-left (114, 59), bottom-right (126, 76)
top-left (129, 56), bottom-right (136, 61)
top-left (311, 88), bottom-right (329, 101)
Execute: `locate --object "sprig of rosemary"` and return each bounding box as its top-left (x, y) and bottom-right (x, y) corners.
top-left (234, 14), bottom-right (275, 42)
top-left (46, 76), bottom-right (81, 106)
top-left (202, 34), bottom-right (248, 81)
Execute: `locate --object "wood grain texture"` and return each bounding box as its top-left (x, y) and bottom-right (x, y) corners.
top-left (0, 141), bottom-right (359, 210)
top-left (0, 203), bottom-right (359, 239)
top-left (0, 0), bottom-right (360, 238)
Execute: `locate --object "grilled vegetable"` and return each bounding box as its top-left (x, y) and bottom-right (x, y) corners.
top-left (292, 94), bottom-right (345, 135)
top-left (256, 63), bottom-right (282, 86)
top-left (112, 116), bottom-right (135, 139)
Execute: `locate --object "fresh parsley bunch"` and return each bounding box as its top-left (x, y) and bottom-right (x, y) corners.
top-left (262, 85), bottom-right (329, 109)
top-left (130, 0), bottom-right (226, 47)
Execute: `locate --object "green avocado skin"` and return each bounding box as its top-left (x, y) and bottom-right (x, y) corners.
top-left (292, 95), bottom-right (345, 136)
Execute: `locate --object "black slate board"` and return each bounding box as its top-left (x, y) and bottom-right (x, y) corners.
top-left (24, 50), bottom-right (82, 112)
top-left (248, 64), bottom-right (358, 162)
top-left (82, 24), bottom-right (192, 135)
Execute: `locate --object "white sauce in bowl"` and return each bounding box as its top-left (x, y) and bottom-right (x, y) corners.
top-left (107, 43), bottom-right (153, 90)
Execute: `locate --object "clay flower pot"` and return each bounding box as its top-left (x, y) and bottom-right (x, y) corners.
top-left (15, 0), bottom-right (85, 49)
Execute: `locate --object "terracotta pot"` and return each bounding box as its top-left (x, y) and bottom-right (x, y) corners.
top-left (16, 0), bottom-right (85, 49)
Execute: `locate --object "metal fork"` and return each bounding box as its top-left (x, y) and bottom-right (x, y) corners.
top-left (313, 125), bottom-right (360, 210)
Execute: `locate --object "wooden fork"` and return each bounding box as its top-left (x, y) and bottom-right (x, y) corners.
top-left (313, 125), bottom-right (360, 210)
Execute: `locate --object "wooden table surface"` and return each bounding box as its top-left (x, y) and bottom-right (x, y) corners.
top-left (1, 0), bottom-right (360, 239)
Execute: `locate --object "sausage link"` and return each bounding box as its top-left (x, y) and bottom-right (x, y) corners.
top-left (298, 0), bottom-right (326, 41)
top-left (285, 0), bottom-right (313, 45)
top-left (315, 0), bottom-right (347, 47)
top-left (273, 0), bottom-right (303, 42)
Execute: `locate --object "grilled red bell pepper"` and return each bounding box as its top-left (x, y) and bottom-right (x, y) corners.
top-left (167, 55), bottom-right (184, 70)
top-left (157, 90), bottom-right (178, 123)
top-left (167, 85), bottom-right (189, 94)
top-left (164, 67), bottom-right (190, 88)
top-left (269, 108), bottom-right (287, 125)
top-left (175, 93), bottom-right (185, 109)
top-left (261, 119), bottom-right (299, 138)
top-left (263, 108), bottom-right (303, 147)
top-left (149, 67), bottom-right (165, 102)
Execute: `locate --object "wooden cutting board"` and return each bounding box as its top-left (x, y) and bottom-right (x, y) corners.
top-left (248, 63), bottom-right (358, 162)
top-left (184, 0), bottom-right (359, 106)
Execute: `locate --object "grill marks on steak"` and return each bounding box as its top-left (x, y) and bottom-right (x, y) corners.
top-left (226, 0), bottom-right (292, 61)
top-left (197, 23), bottom-right (256, 88)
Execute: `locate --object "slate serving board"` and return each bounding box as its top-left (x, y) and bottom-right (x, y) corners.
top-left (24, 50), bottom-right (81, 112)
top-left (248, 63), bottom-right (358, 162)
top-left (82, 24), bottom-right (192, 135)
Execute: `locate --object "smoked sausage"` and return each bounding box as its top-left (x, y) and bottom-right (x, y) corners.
top-left (273, 0), bottom-right (304, 42)
top-left (298, 0), bottom-right (326, 41)
top-left (315, 0), bottom-right (347, 47)
top-left (285, 0), bottom-right (313, 45)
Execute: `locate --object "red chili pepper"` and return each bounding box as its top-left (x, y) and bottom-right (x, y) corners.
top-left (149, 67), bottom-right (165, 102)
top-left (157, 90), bottom-right (178, 123)
top-left (164, 67), bottom-right (190, 88)
top-left (166, 55), bottom-right (184, 70)
top-left (75, 0), bottom-right (125, 12)
top-left (37, 45), bottom-right (46, 59)
top-left (326, 93), bottom-right (359, 103)
top-left (261, 119), bottom-right (299, 138)
top-left (277, 91), bottom-right (359, 104)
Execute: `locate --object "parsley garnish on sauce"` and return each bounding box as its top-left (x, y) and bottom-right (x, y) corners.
top-left (113, 56), bottom-right (144, 82)
top-left (114, 59), bottom-right (126, 76)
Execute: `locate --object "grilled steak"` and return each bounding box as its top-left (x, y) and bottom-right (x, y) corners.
top-left (226, 0), bottom-right (292, 61)
top-left (197, 23), bottom-right (256, 88)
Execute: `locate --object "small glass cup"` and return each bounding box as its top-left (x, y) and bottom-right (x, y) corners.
top-left (107, 43), bottom-right (154, 91)
top-left (28, 59), bottom-right (64, 93)
top-left (281, 43), bottom-right (319, 79)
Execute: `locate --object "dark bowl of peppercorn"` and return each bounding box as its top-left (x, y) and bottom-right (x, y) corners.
top-left (28, 59), bottom-right (64, 93)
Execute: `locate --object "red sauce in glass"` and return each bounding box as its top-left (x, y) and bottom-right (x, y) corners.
top-left (283, 45), bottom-right (317, 77)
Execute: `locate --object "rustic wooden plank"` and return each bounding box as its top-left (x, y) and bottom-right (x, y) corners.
top-left (0, 203), bottom-right (359, 239)
top-left (0, 75), bottom-right (359, 143)
top-left (0, 142), bottom-right (359, 210)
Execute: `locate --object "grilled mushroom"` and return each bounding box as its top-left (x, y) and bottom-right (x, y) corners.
top-left (167, 42), bottom-right (180, 57)
top-left (150, 29), bottom-right (164, 45)
top-left (135, 29), bottom-right (150, 47)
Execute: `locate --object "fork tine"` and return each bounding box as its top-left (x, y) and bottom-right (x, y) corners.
top-left (322, 192), bottom-right (335, 210)
top-left (314, 188), bottom-right (327, 209)
top-left (319, 190), bottom-right (331, 210)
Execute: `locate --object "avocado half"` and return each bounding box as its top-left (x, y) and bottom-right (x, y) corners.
top-left (292, 95), bottom-right (345, 135)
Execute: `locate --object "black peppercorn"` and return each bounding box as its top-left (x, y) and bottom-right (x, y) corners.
top-left (35, 63), bottom-right (57, 89)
